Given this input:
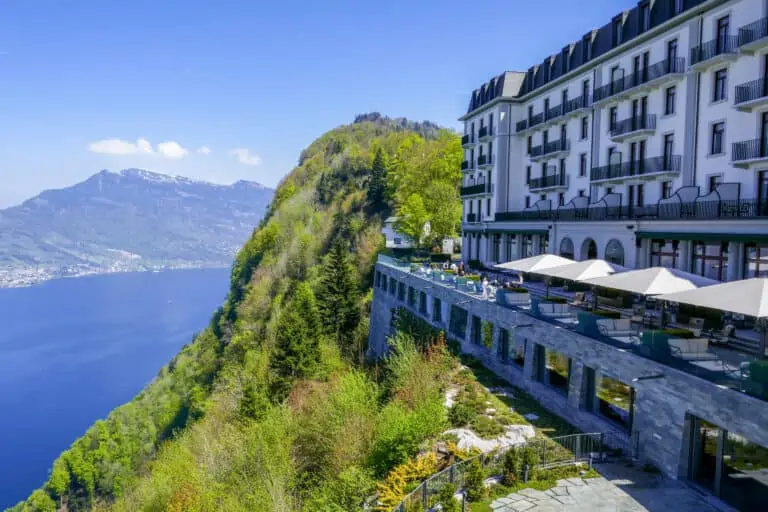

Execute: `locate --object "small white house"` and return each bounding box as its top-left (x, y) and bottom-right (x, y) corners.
top-left (382, 216), bottom-right (417, 249)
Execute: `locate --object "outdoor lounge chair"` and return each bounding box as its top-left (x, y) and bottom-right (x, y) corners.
top-left (708, 324), bottom-right (736, 346)
top-left (569, 292), bottom-right (587, 308)
top-left (688, 317), bottom-right (705, 337)
top-left (596, 318), bottom-right (639, 338)
top-left (537, 303), bottom-right (573, 319)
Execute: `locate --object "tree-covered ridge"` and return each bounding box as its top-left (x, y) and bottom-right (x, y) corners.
top-left (11, 115), bottom-right (462, 511)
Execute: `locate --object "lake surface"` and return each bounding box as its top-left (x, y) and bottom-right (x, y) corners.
top-left (0, 268), bottom-right (230, 508)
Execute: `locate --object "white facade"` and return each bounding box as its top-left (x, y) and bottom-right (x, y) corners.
top-left (461, 0), bottom-right (768, 282)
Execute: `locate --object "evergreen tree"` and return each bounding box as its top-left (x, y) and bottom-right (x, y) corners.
top-left (317, 240), bottom-right (361, 354)
top-left (367, 147), bottom-right (388, 209)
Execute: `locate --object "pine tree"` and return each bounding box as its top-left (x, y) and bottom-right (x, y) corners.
top-left (368, 147), bottom-right (388, 209)
top-left (317, 240), bottom-right (361, 354)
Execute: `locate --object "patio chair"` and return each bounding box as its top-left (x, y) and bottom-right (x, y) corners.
top-left (688, 317), bottom-right (705, 337)
top-left (596, 318), bottom-right (638, 339)
top-left (630, 305), bottom-right (645, 325)
top-left (708, 324), bottom-right (736, 347)
top-left (569, 292), bottom-right (586, 308)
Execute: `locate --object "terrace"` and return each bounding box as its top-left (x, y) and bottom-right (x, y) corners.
top-left (378, 255), bottom-right (768, 405)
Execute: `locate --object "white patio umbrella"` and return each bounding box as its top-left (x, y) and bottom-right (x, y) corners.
top-left (493, 254), bottom-right (573, 274)
top-left (582, 267), bottom-right (719, 296)
top-left (534, 259), bottom-right (628, 282)
top-left (657, 278), bottom-right (768, 358)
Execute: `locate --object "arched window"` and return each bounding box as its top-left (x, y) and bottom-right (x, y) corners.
top-left (581, 238), bottom-right (598, 260)
top-left (560, 237), bottom-right (575, 260)
top-left (605, 239), bottom-right (625, 266)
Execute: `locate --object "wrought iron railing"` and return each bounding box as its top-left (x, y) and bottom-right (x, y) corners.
top-left (690, 36), bottom-right (738, 65)
top-left (461, 134), bottom-right (473, 145)
top-left (545, 103), bottom-right (563, 121)
top-left (732, 139), bottom-right (768, 162)
top-left (593, 58), bottom-right (685, 103)
top-left (563, 94), bottom-right (590, 114)
top-left (591, 155), bottom-right (680, 181)
top-left (516, 119), bottom-right (528, 133)
top-left (478, 154), bottom-right (490, 166)
top-left (738, 17), bottom-right (768, 47)
top-left (478, 126), bottom-right (491, 139)
top-left (460, 182), bottom-right (487, 196)
top-left (735, 78), bottom-right (768, 105)
top-left (494, 197), bottom-right (768, 222)
top-left (610, 114), bottom-right (657, 138)
top-left (528, 173), bottom-right (566, 190)
top-left (391, 432), bottom-right (630, 512)
top-left (466, 213), bottom-right (478, 223)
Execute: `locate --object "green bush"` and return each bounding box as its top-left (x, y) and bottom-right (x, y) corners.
top-left (465, 275), bottom-right (481, 282)
top-left (546, 297), bottom-right (567, 304)
top-left (471, 415), bottom-right (505, 439)
top-left (464, 459), bottom-right (486, 502)
top-left (504, 287), bottom-right (529, 293)
top-left (448, 403), bottom-right (477, 427)
top-left (663, 328), bottom-right (695, 339)
top-left (502, 448), bottom-right (524, 486)
top-left (437, 482), bottom-right (459, 512)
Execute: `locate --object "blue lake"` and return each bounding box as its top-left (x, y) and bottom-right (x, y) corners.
top-left (0, 268), bottom-right (230, 508)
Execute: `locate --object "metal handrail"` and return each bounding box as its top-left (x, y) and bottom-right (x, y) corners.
top-left (690, 35), bottom-right (738, 65)
top-left (735, 78), bottom-right (768, 105)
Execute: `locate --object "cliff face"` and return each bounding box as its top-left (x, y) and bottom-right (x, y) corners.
top-left (11, 115), bottom-right (461, 512)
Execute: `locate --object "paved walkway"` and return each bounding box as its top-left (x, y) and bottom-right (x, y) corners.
top-left (488, 463), bottom-right (723, 512)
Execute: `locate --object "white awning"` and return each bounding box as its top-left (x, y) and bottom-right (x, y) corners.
top-left (582, 267), bottom-right (719, 296)
top-left (657, 278), bottom-right (768, 318)
top-left (493, 254), bottom-right (573, 274)
top-left (533, 259), bottom-right (627, 282)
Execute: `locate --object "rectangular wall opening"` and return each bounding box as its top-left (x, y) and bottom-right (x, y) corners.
top-left (449, 305), bottom-right (468, 339)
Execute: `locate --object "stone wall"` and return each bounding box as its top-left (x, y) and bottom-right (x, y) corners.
top-left (369, 262), bottom-right (768, 480)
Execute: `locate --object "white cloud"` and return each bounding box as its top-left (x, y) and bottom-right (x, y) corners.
top-left (196, 146), bottom-right (212, 156)
top-left (229, 148), bottom-right (261, 166)
top-left (136, 138), bottom-right (153, 154)
top-left (156, 141), bottom-right (188, 159)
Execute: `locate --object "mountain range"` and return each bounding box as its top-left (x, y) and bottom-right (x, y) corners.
top-left (0, 169), bottom-right (274, 287)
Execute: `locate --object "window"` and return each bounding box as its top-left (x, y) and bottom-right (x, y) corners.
top-left (582, 79), bottom-right (589, 100)
top-left (525, 196), bottom-right (531, 208)
top-left (582, 35), bottom-right (591, 61)
top-left (713, 69), bottom-right (728, 102)
top-left (711, 122), bottom-right (725, 155)
top-left (674, 0), bottom-right (683, 14)
top-left (578, 189), bottom-right (585, 197)
top-left (693, 241), bottom-right (728, 281)
top-left (639, 2), bottom-right (650, 32)
top-left (397, 281), bottom-right (406, 301)
top-left (561, 88), bottom-right (568, 106)
top-left (661, 181), bottom-right (672, 199)
top-left (664, 133), bottom-right (674, 165)
top-left (526, 165), bottom-right (531, 183)
top-left (613, 17), bottom-right (623, 47)
top-left (708, 174), bottom-right (723, 193)
top-left (595, 374), bottom-right (635, 431)
top-left (389, 278), bottom-right (397, 295)
top-left (486, 198), bottom-right (491, 217)
top-left (488, 141), bottom-right (493, 161)
top-left (651, 240), bottom-right (679, 268)
top-left (545, 348), bottom-right (571, 395)
top-left (609, 106), bottom-right (618, 131)
top-left (558, 192), bottom-right (565, 206)
top-left (716, 16), bottom-right (730, 47)
top-left (527, 136), bottom-right (532, 154)
top-left (605, 239), bottom-right (625, 265)
top-left (605, 187), bottom-right (613, 194)
top-left (559, 158), bottom-right (566, 177)
top-left (664, 86), bottom-right (676, 115)
top-left (667, 39), bottom-right (678, 63)
top-left (539, 194), bottom-right (546, 201)
top-left (433, 297), bottom-right (442, 322)
top-left (744, 244), bottom-right (768, 278)
top-left (528, 105), bottom-right (533, 122)
top-left (579, 153), bottom-right (587, 177)
top-left (636, 183), bottom-right (644, 207)
top-left (489, 114), bottom-right (494, 135)
top-left (581, 116), bottom-right (589, 139)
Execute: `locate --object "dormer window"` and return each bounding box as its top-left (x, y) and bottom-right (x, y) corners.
top-left (582, 35), bottom-right (592, 61)
top-left (613, 17), bottom-right (623, 46)
top-left (561, 49), bottom-right (569, 74)
top-left (639, 2), bottom-right (650, 32)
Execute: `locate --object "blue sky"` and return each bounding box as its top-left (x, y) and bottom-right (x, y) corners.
top-left (0, 0), bottom-right (636, 208)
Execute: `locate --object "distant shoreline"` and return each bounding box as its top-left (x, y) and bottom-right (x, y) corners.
top-left (0, 263), bottom-right (231, 290)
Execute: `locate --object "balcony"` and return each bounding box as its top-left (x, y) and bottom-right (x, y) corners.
top-left (465, 213), bottom-right (479, 223)
top-left (516, 112), bottom-right (544, 134)
top-left (738, 17), bottom-right (768, 54)
top-left (461, 134), bottom-right (475, 148)
top-left (460, 181), bottom-right (491, 197)
top-left (477, 154), bottom-right (492, 169)
top-left (735, 78), bottom-right (768, 112)
top-left (562, 95), bottom-right (591, 117)
top-left (461, 160), bottom-right (471, 171)
top-left (530, 139), bottom-right (570, 162)
top-left (732, 139), bottom-right (768, 168)
top-left (478, 126), bottom-right (493, 142)
top-left (690, 36), bottom-right (738, 70)
top-left (590, 155), bottom-right (681, 183)
top-left (610, 115), bottom-right (657, 142)
top-left (593, 58), bottom-right (686, 105)
top-left (528, 172), bottom-right (567, 192)
top-left (494, 197), bottom-right (768, 223)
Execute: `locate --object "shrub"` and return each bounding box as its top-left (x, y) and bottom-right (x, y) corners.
top-left (471, 415), bottom-right (504, 439)
top-left (437, 482), bottom-right (459, 512)
top-left (502, 448), bottom-right (524, 486)
top-left (547, 297), bottom-right (567, 304)
top-left (374, 453), bottom-right (438, 510)
top-left (594, 309), bottom-right (621, 319)
top-left (465, 275), bottom-right (481, 282)
top-left (504, 287), bottom-right (529, 293)
top-left (663, 328), bottom-right (695, 339)
top-left (448, 403), bottom-right (477, 427)
top-left (464, 459), bottom-right (486, 502)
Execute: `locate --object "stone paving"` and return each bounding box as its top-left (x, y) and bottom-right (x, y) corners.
top-left (488, 463), bottom-right (723, 512)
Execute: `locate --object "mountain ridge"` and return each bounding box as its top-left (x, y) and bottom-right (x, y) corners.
top-left (0, 169), bottom-right (274, 287)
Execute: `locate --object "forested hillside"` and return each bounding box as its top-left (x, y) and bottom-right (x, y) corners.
top-left (11, 114), bottom-right (462, 511)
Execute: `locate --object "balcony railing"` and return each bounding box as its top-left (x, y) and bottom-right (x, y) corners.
top-left (516, 119), bottom-right (528, 132)
top-left (530, 139), bottom-right (570, 160)
top-left (494, 198), bottom-right (768, 222)
top-left (477, 154), bottom-right (488, 166)
top-left (610, 114), bottom-right (657, 138)
top-left (591, 155), bottom-right (681, 182)
top-left (461, 160), bottom-right (470, 170)
top-left (461, 134), bottom-right (473, 145)
top-left (735, 78), bottom-right (768, 106)
top-left (732, 139), bottom-right (768, 162)
top-left (690, 36), bottom-right (738, 66)
top-left (563, 94), bottom-right (590, 115)
top-left (738, 17), bottom-right (768, 47)
top-left (460, 182), bottom-right (487, 196)
top-left (593, 58), bottom-right (685, 103)
top-left (545, 103), bottom-right (563, 121)
top-left (478, 126), bottom-right (491, 139)
top-left (466, 213), bottom-right (478, 223)
top-left (528, 173), bottom-right (566, 190)
top-left (529, 112), bottom-right (544, 129)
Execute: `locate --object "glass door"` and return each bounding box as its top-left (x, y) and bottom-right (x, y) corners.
top-left (761, 112), bottom-right (768, 158)
top-left (691, 418), bottom-right (721, 493)
top-left (759, 171), bottom-right (768, 215)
